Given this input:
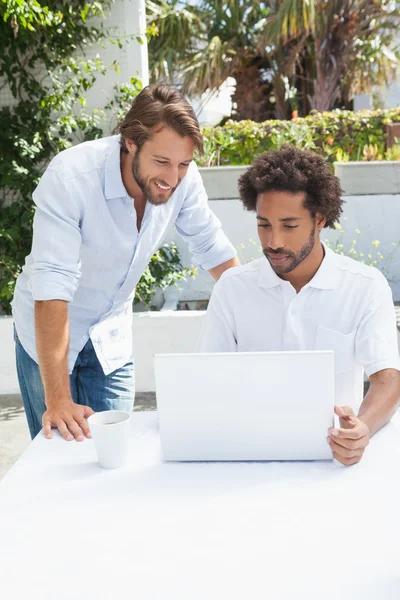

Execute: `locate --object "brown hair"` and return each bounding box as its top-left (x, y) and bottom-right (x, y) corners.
top-left (118, 84), bottom-right (204, 154)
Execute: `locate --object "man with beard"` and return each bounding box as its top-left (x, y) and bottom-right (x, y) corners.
top-left (12, 84), bottom-right (239, 442)
top-left (198, 145), bottom-right (400, 466)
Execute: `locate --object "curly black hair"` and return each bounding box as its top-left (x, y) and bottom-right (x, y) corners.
top-left (238, 145), bottom-right (344, 228)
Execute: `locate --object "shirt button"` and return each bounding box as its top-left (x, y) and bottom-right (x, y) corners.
top-left (81, 335), bottom-right (88, 343)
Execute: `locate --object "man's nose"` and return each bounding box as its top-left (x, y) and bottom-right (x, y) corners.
top-left (267, 230), bottom-right (284, 250)
top-left (164, 167), bottom-right (179, 189)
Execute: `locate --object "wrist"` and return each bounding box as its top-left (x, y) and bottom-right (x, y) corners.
top-left (45, 395), bottom-right (73, 409)
top-left (357, 414), bottom-right (371, 434)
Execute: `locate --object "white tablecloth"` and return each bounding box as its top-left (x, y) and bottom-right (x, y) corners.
top-left (1, 412), bottom-right (400, 599)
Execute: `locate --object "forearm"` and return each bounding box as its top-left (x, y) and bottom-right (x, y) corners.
top-left (34, 300), bottom-right (71, 406)
top-left (358, 369), bottom-right (400, 436)
top-left (208, 257), bottom-right (240, 281)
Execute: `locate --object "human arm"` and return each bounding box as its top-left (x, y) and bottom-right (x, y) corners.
top-left (30, 167), bottom-right (94, 441)
top-left (328, 276), bottom-right (400, 465)
top-left (174, 163), bottom-right (238, 274)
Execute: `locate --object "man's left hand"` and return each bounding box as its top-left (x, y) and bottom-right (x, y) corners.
top-left (327, 405), bottom-right (370, 466)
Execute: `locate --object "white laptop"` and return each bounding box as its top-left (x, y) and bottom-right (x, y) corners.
top-left (154, 351), bottom-right (335, 462)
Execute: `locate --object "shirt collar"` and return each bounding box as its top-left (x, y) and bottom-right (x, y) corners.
top-left (307, 242), bottom-right (341, 290)
top-left (104, 135), bottom-right (128, 200)
top-left (258, 241), bottom-right (340, 291)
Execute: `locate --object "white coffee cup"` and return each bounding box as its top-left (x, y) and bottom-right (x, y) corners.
top-left (87, 410), bottom-right (131, 469)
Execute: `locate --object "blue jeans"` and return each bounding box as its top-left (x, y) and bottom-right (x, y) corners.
top-left (14, 329), bottom-right (135, 439)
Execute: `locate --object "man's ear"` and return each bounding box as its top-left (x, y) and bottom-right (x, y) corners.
top-left (316, 214), bottom-right (326, 231)
top-left (124, 138), bottom-right (138, 157)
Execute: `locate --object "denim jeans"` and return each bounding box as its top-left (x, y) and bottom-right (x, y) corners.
top-left (14, 328), bottom-right (135, 439)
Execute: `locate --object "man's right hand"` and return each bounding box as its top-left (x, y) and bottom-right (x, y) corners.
top-left (42, 401), bottom-right (95, 442)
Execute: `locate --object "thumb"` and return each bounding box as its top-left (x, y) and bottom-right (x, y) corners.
top-left (335, 405), bottom-right (357, 428)
top-left (334, 405), bottom-right (355, 418)
top-left (83, 405), bottom-right (95, 417)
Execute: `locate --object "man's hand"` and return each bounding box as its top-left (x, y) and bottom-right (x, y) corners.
top-left (43, 400), bottom-right (94, 442)
top-left (327, 405), bottom-right (370, 466)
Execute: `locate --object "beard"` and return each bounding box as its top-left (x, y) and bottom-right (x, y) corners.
top-left (131, 152), bottom-right (178, 206)
top-left (263, 225), bottom-right (316, 275)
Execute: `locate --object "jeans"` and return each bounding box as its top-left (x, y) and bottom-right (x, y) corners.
top-left (14, 328), bottom-right (135, 439)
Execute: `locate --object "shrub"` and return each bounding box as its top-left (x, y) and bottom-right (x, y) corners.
top-left (199, 108), bottom-right (400, 167)
top-left (134, 243), bottom-right (197, 309)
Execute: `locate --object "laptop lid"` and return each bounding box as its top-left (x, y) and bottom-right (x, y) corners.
top-left (154, 351), bottom-right (335, 462)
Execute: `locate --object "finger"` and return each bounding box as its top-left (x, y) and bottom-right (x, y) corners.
top-left (83, 405), bottom-right (95, 418)
top-left (65, 419), bottom-right (85, 442)
top-left (328, 437), bottom-right (365, 458)
top-left (56, 420), bottom-right (74, 441)
top-left (328, 426), bottom-right (365, 440)
top-left (76, 415), bottom-right (92, 439)
top-left (43, 417), bottom-right (53, 440)
top-left (332, 451), bottom-right (362, 467)
top-left (328, 434), bottom-right (368, 451)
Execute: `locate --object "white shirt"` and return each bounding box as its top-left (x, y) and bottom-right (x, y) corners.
top-left (198, 244), bottom-right (400, 411)
top-left (12, 135), bottom-right (236, 375)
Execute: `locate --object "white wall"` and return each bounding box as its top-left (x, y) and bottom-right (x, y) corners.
top-left (132, 311), bottom-right (206, 391)
top-left (0, 312), bottom-right (206, 395)
top-left (84, 0), bottom-right (149, 133)
top-left (165, 194), bottom-right (400, 302)
top-left (190, 78), bottom-right (236, 126)
top-left (0, 318), bottom-right (18, 395)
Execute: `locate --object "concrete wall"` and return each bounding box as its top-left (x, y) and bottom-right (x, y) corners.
top-left (167, 194), bottom-right (400, 302)
top-left (0, 312), bottom-right (206, 395)
top-left (2, 163), bottom-right (400, 395)
top-left (84, 0), bottom-right (149, 132)
top-left (164, 165), bottom-right (400, 303)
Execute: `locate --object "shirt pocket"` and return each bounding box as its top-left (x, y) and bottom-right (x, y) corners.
top-left (314, 326), bottom-right (356, 374)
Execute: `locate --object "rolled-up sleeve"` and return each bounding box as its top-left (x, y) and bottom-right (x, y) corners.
top-left (28, 168), bottom-right (82, 302)
top-left (355, 277), bottom-right (400, 377)
top-left (174, 164), bottom-right (237, 270)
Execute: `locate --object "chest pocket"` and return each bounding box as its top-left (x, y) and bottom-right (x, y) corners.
top-left (314, 326), bottom-right (356, 374)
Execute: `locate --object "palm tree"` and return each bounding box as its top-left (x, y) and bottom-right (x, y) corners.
top-left (147, 0), bottom-right (275, 120)
top-left (146, 0), bottom-right (400, 119)
top-left (264, 0), bottom-right (400, 113)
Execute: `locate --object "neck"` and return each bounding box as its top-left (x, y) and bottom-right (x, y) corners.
top-left (281, 241), bottom-right (324, 293)
top-left (120, 150), bottom-right (146, 202)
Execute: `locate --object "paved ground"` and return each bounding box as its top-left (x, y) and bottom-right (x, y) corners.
top-left (0, 393), bottom-right (157, 482)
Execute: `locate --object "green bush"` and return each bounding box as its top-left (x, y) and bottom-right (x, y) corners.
top-left (0, 1), bottom-right (193, 315)
top-left (199, 108), bottom-right (400, 167)
top-left (134, 243), bottom-right (197, 309)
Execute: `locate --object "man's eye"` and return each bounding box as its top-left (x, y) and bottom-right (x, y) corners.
top-left (285, 225), bottom-right (298, 230)
top-left (156, 160), bottom-right (168, 165)
top-left (257, 223), bottom-right (270, 228)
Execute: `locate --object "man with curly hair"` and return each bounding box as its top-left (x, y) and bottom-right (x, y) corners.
top-left (198, 145), bottom-right (400, 466)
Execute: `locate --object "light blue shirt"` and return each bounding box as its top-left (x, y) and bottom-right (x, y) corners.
top-left (12, 135), bottom-right (236, 375)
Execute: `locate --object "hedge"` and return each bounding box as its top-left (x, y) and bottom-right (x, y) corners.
top-left (199, 108), bottom-right (400, 167)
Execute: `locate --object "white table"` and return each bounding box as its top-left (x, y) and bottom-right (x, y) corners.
top-left (1, 412), bottom-right (400, 600)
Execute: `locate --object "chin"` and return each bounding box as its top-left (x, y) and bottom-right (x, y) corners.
top-left (148, 194), bottom-right (170, 206)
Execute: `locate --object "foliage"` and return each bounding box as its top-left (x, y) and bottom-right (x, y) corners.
top-left (147, 0), bottom-right (275, 121)
top-left (324, 220), bottom-right (400, 282)
top-left (147, 0), bottom-right (400, 120)
top-left (0, 0), bottom-right (116, 313)
top-left (134, 243), bottom-right (197, 309)
top-left (0, 1), bottom-right (184, 315)
top-left (199, 107), bottom-right (400, 166)
top-left (237, 221), bottom-right (400, 283)
top-left (264, 0), bottom-right (400, 114)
